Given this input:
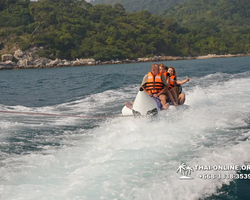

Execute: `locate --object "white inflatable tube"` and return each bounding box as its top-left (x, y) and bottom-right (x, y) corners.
top-left (121, 105), bottom-right (133, 116)
top-left (122, 88), bottom-right (159, 116)
top-left (168, 104), bottom-right (190, 111)
top-left (122, 88), bottom-right (190, 116)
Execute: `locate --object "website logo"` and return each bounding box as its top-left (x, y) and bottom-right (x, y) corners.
top-left (176, 163), bottom-right (194, 180)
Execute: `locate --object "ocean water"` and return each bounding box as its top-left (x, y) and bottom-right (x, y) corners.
top-left (0, 57), bottom-right (250, 200)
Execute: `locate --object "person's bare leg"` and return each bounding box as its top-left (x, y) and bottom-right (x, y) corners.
top-left (159, 94), bottom-right (170, 110)
top-left (159, 94), bottom-right (166, 106)
top-left (162, 103), bottom-right (170, 110)
top-left (165, 90), bottom-right (178, 106)
top-left (175, 86), bottom-right (179, 99)
top-left (170, 88), bottom-right (178, 104)
top-left (125, 102), bottom-right (133, 109)
top-left (178, 93), bottom-right (185, 105)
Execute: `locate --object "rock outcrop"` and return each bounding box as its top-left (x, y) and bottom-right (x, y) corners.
top-left (1, 54), bottom-right (13, 62)
top-left (0, 48), bottom-right (250, 70)
top-left (0, 61), bottom-right (16, 69)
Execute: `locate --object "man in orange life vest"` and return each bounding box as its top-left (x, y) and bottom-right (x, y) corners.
top-left (141, 63), bottom-right (177, 109)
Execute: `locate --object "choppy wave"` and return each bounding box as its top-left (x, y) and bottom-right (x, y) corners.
top-left (0, 64), bottom-right (250, 200)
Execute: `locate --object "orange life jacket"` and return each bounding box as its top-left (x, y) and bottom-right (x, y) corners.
top-left (169, 75), bottom-right (176, 89)
top-left (162, 72), bottom-right (170, 79)
top-left (144, 72), bottom-right (164, 94)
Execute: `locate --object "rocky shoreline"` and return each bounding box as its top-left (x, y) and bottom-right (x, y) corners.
top-left (1, 48), bottom-right (250, 70)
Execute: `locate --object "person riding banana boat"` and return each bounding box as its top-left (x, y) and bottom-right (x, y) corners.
top-left (159, 63), bottom-right (189, 105)
top-left (125, 63), bottom-right (189, 110)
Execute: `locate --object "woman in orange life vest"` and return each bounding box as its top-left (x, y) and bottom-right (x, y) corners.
top-left (158, 63), bottom-right (179, 106)
top-left (168, 66), bottom-right (179, 104)
top-left (168, 66), bottom-right (189, 105)
top-left (159, 63), bottom-right (169, 77)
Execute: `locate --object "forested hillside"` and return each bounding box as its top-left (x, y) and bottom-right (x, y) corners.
top-left (162, 0), bottom-right (250, 55)
top-left (0, 0), bottom-right (250, 61)
top-left (89, 0), bottom-right (184, 14)
top-left (0, 0), bottom-right (183, 60)
top-left (163, 0), bottom-right (250, 29)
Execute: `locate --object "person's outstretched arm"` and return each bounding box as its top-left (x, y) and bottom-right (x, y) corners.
top-left (176, 76), bottom-right (189, 85)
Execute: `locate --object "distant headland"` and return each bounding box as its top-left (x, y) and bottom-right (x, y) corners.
top-left (1, 48), bottom-right (249, 70)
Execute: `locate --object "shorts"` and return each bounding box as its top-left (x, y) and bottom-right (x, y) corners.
top-left (152, 97), bottom-right (162, 109)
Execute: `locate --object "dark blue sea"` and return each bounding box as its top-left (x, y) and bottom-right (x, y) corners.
top-left (0, 57), bottom-right (250, 200)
